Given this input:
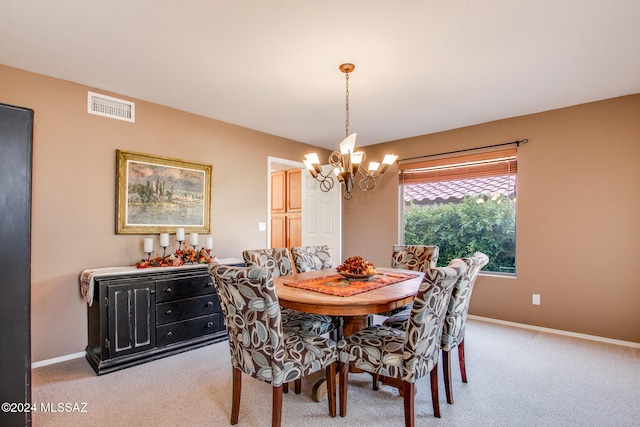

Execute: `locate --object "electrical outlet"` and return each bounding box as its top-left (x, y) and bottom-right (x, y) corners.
top-left (532, 294), bottom-right (541, 305)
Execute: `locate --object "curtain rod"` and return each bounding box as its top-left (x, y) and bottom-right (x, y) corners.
top-left (398, 138), bottom-right (528, 164)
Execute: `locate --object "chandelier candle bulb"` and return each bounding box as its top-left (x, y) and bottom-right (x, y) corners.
top-left (205, 237), bottom-right (214, 250)
top-left (190, 232), bottom-right (198, 246)
top-left (176, 228), bottom-right (185, 241)
top-left (159, 233), bottom-right (170, 247)
top-left (143, 238), bottom-right (154, 253)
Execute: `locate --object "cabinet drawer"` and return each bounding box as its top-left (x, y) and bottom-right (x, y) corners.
top-left (156, 295), bottom-right (220, 325)
top-left (156, 314), bottom-right (220, 347)
top-left (156, 274), bottom-right (214, 303)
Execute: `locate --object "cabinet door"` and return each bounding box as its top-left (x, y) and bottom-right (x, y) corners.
top-left (287, 169), bottom-right (302, 212)
top-left (271, 170), bottom-right (286, 213)
top-left (287, 214), bottom-right (302, 248)
top-left (271, 215), bottom-right (286, 248)
top-left (108, 281), bottom-right (156, 358)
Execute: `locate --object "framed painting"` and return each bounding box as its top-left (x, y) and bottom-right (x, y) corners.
top-left (116, 150), bottom-right (212, 234)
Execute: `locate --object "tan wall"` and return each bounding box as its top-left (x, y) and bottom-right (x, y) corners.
top-left (0, 64), bottom-right (329, 362)
top-left (3, 62), bottom-right (639, 363)
top-left (344, 94), bottom-right (640, 343)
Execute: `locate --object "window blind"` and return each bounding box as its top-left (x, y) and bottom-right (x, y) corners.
top-left (398, 148), bottom-right (517, 185)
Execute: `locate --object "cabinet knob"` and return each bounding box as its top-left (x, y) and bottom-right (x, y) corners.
top-left (166, 309), bottom-right (172, 315)
top-left (167, 331), bottom-right (173, 337)
top-left (206, 322), bottom-right (213, 328)
top-left (150, 290), bottom-right (155, 294)
top-left (207, 281), bottom-right (213, 287)
top-left (165, 287), bottom-right (172, 293)
top-left (206, 301), bottom-right (213, 307)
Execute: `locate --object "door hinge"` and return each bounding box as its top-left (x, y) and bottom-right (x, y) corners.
top-left (105, 339), bottom-right (110, 349)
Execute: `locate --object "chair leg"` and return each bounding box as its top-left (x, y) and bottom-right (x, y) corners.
top-left (272, 384), bottom-right (283, 427)
top-left (294, 378), bottom-right (302, 394)
top-left (402, 381), bottom-right (415, 427)
top-left (458, 339), bottom-right (467, 383)
top-left (430, 365), bottom-right (441, 418)
top-left (372, 373), bottom-right (380, 390)
top-left (326, 363), bottom-right (337, 417)
top-left (442, 349), bottom-right (454, 404)
top-left (283, 382), bottom-right (288, 394)
top-left (338, 361), bottom-right (349, 417)
top-left (231, 366), bottom-right (242, 425)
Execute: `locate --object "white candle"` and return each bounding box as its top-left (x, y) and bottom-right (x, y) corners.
top-left (159, 233), bottom-right (170, 247)
top-left (176, 228), bottom-right (185, 241)
top-left (190, 232), bottom-right (199, 246)
top-left (143, 238), bottom-right (154, 253)
top-left (205, 237), bottom-right (214, 250)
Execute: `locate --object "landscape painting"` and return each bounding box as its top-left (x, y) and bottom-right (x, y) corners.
top-left (116, 150), bottom-right (212, 234)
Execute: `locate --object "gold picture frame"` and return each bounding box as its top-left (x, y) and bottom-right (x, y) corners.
top-left (116, 150), bottom-right (212, 234)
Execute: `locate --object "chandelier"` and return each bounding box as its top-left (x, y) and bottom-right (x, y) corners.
top-left (303, 63), bottom-right (398, 200)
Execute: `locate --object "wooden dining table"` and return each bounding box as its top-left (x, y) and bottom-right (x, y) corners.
top-left (274, 267), bottom-right (425, 338)
top-left (274, 267), bottom-right (424, 401)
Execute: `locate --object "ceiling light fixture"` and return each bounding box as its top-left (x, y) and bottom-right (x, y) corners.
top-left (303, 63), bottom-right (398, 200)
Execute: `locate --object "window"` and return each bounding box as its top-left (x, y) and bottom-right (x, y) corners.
top-left (399, 149), bottom-right (517, 274)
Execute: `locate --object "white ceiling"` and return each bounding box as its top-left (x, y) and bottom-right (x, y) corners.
top-left (1, 1), bottom-right (639, 150)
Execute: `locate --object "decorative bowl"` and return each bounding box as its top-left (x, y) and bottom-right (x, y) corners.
top-left (338, 272), bottom-right (376, 281)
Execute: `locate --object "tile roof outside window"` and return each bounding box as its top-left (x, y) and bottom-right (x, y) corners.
top-left (404, 175), bottom-right (516, 204)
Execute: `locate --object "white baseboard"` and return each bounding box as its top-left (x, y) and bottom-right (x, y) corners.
top-left (32, 351), bottom-right (86, 369)
top-left (468, 315), bottom-right (640, 349)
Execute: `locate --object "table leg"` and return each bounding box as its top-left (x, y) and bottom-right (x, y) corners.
top-left (341, 315), bottom-right (369, 337)
top-left (310, 315), bottom-right (369, 402)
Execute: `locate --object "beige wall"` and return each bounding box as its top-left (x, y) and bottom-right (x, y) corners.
top-left (2, 63), bottom-right (639, 363)
top-left (344, 94), bottom-right (640, 343)
top-left (0, 64), bottom-right (329, 362)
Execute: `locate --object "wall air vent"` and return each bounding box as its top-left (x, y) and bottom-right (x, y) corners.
top-left (87, 91), bottom-right (135, 122)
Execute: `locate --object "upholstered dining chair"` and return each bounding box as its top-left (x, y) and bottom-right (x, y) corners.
top-left (208, 263), bottom-right (337, 427)
top-left (291, 245), bottom-right (333, 273)
top-left (375, 244), bottom-right (440, 320)
top-left (242, 248), bottom-right (338, 339)
top-left (338, 260), bottom-right (468, 425)
top-left (383, 252), bottom-right (489, 405)
top-left (391, 244), bottom-right (440, 272)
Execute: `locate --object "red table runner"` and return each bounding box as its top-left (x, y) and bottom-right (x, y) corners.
top-left (283, 270), bottom-right (420, 297)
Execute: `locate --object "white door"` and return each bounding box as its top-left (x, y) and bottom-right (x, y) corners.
top-left (301, 164), bottom-right (342, 266)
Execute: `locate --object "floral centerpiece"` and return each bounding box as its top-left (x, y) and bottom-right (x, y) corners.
top-left (135, 243), bottom-right (214, 268)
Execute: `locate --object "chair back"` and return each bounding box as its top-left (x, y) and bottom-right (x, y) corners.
top-left (242, 248), bottom-right (293, 277)
top-left (402, 259), bottom-right (467, 381)
top-left (441, 252), bottom-right (489, 351)
top-left (291, 245), bottom-right (333, 272)
top-left (209, 263), bottom-right (290, 386)
top-left (391, 245), bottom-right (439, 272)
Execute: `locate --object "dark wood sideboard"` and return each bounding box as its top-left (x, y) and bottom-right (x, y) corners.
top-left (86, 265), bottom-right (229, 375)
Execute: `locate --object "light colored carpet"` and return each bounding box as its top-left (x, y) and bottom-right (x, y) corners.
top-left (32, 318), bottom-right (640, 426)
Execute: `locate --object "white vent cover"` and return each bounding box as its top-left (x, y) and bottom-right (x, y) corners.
top-left (87, 91), bottom-right (135, 122)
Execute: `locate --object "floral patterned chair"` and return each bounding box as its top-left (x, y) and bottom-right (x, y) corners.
top-left (338, 259), bottom-right (468, 424)
top-left (383, 252), bottom-right (489, 405)
top-left (391, 244), bottom-right (440, 272)
top-left (208, 263), bottom-right (337, 427)
top-left (242, 248), bottom-right (337, 338)
top-left (376, 244), bottom-right (440, 319)
top-left (291, 245), bottom-right (333, 272)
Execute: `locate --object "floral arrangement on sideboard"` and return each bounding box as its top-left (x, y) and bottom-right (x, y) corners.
top-left (135, 229), bottom-right (214, 268)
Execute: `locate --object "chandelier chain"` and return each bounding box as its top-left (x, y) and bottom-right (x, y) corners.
top-left (345, 72), bottom-right (350, 138)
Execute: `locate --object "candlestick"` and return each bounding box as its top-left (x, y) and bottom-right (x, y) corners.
top-left (190, 232), bottom-right (199, 247)
top-left (176, 228), bottom-right (185, 241)
top-left (205, 237), bottom-right (214, 250)
top-left (160, 233), bottom-right (169, 247)
top-left (143, 238), bottom-right (154, 259)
